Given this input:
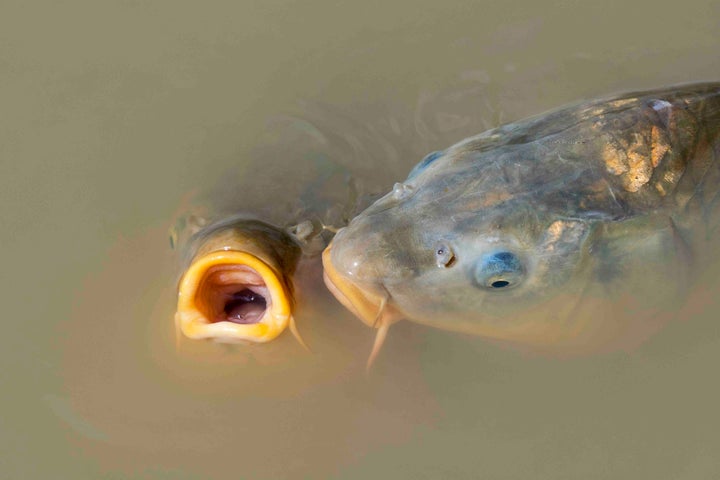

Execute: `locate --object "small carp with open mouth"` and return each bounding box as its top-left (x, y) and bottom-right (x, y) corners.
top-left (323, 82), bottom-right (720, 365)
top-left (174, 215), bottom-right (312, 346)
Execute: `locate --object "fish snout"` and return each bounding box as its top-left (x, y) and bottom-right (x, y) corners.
top-left (322, 224), bottom-right (406, 327)
top-left (326, 217), bottom-right (415, 283)
top-left (326, 226), bottom-right (386, 282)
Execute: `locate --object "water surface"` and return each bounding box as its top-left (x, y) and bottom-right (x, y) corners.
top-left (2, 1), bottom-right (720, 478)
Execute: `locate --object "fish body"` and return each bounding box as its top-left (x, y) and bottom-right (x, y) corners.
top-left (323, 83), bottom-right (720, 356)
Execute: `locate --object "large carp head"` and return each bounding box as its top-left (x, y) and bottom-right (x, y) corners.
top-left (323, 145), bottom-right (601, 356)
top-left (322, 81), bottom-right (720, 362)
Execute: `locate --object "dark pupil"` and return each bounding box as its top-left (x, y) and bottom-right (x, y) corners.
top-left (491, 280), bottom-right (510, 288)
top-left (437, 249), bottom-right (445, 255)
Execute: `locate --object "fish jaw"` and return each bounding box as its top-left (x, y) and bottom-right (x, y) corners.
top-left (322, 242), bottom-right (402, 328)
top-left (175, 250), bottom-right (292, 343)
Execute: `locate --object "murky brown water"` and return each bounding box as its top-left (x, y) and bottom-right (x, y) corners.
top-left (2, 1), bottom-right (720, 478)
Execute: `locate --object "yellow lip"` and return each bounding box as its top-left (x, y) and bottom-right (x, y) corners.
top-left (322, 243), bottom-right (390, 328)
top-left (175, 250), bottom-right (292, 343)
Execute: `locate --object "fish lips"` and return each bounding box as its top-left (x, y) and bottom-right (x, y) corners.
top-left (322, 242), bottom-right (403, 328)
top-left (175, 250), bottom-right (292, 343)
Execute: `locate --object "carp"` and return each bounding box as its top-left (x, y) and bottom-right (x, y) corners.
top-left (323, 82), bottom-right (720, 365)
top-left (174, 216), bottom-right (309, 346)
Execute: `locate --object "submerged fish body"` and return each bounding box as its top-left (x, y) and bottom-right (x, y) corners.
top-left (175, 216), bottom-right (306, 345)
top-left (324, 83), bottom-right (720, 356)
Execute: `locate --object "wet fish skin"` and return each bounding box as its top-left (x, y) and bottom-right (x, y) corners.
top-left (323, 82), bottom-right (720, 356)
top-left (175, 216), bottom-right (306, 345)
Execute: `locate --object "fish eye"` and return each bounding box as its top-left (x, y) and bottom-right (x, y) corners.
top-left (473, 251), bottom-right (524, 289)
top-left (434, 242), bottom-right (456, 268)
top-left (406, 150), bottom-right (444, 180)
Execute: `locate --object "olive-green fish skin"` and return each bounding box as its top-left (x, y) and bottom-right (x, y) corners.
top-left (325, 83), bottom-right (720, 353)
top-left (181, 217), bottom-right (302, 299)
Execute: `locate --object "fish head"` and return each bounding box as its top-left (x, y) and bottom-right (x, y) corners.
top-left (323, 148), bottom-right (600, 347)
top-left (175, 217), bottom-right (307, 347)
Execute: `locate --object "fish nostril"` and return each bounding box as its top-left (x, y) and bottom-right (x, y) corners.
top-left (434, 242), bottom-right (456, 268)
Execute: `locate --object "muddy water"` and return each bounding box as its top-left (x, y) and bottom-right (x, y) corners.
top-left (2, 1), bottom-right (720, 478)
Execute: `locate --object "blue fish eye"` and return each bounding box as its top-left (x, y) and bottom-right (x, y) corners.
top-left (406, 151), bottom-right (444, 180)
top-left (474, 251), bottom-right (524, 289)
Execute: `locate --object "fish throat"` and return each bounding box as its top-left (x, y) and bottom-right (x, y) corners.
top-left (223, 288), bottom-right (267, 324)
top-left (197, 264), bottom-right (271, 325)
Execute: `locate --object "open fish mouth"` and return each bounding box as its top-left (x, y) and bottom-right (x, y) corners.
top-left (175, 251), bottom-right (293, 343)
top-left (199, 265), bottom-right (269, 325)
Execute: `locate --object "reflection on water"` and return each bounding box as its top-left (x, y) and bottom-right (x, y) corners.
top-left (2, 0), bottom-right (720, 478)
